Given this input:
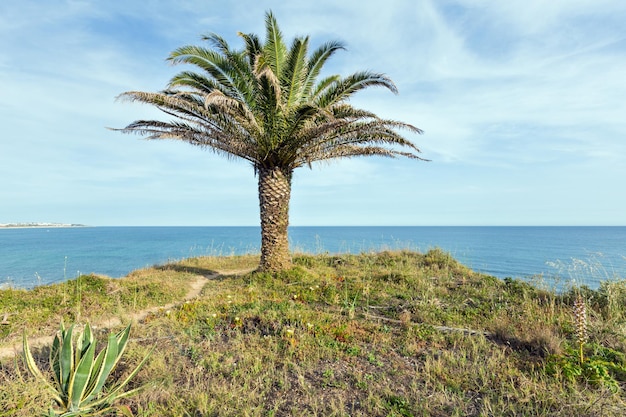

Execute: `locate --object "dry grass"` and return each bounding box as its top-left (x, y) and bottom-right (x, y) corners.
top-left (2, 250), bottom-right (625, 416)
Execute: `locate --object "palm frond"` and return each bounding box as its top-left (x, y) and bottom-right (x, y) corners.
top-left (282, 36), bottom-right (309, 108)
top-left (303, 41), bottom-right (345, 98)
top-left (200, 33), bottom-right (231, 55)
top-left (116, 118), bottom-right (257, 163)
top-left (116, 11), bottom-right (424, 174)
top-left (315, 71), bottom-right (398, 108)
top-left (168, 46), bottom-right (240, 97)
top-left (238, 32), bottom-right (262, 67)
top-left (263, 11), bottom-right (287, 79)
top-left (204, 90), bottom-right (261, 134)
top-left (254, 61), bottom-right (282, 116)
top-left (307, 144), bottom-right (423, 162)
top-left (289, 116), bottom-right (426, 167)
top-left (168, 71), bottom-right (220, 95)
top-left (329, 104), bottom-right (378, 120)
top-left (310, 75), bottom-right (341, 102)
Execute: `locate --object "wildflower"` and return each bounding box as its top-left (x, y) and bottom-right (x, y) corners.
top-left (573, 295), bottom-right (588, 345)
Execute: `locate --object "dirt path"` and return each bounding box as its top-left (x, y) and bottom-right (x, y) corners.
top-left (0, 273), bottom-right (217, 360)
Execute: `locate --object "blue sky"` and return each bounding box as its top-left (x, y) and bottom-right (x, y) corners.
top-left (1, 0), bottom-right (625, 226)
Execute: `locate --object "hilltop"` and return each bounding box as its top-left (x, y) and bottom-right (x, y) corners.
top-left (1, 250), bottom-right (625, 416)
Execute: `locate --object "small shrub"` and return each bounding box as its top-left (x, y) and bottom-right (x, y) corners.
top-left (546, 343), bottom-right (626, 392)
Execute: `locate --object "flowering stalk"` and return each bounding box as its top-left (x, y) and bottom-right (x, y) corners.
top-left (573, 295), bottom-right (588, 364)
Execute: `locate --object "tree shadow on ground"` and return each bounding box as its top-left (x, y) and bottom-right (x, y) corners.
top-left (156, 265), bottom-right (251, 281)
top-left (486, 330), bottom-right (558, 363)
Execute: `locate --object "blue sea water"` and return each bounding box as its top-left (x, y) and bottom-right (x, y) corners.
top-left (1, 226), bottom-right (625, 289)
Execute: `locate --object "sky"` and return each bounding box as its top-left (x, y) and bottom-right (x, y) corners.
top-left (1, 0), bottom-right (625, 226)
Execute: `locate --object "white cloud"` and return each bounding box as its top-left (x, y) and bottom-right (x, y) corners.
top-left (0, 0), bottom-right (624, 225)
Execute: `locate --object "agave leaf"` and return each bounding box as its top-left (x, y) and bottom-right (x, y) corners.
top-left (74, 330), bottom-right (83, 367)
top-left (22, 332), bottom-right (46, 381)
top-left (114, 404), bottom-right (135, 417)
top-left (82, 340), bottom-right (107, 401)
top-left (56, 410), bottom-right (90, 417)
top-left (82, 332), bottom-right (119, 404)
top-left (110, 344), bottom-right (154, 395)
top-left (59, 324), bottom-right (75, 397)
top-left (115, 324), bottom-right (132, 357)
top-left (68, 332), bottom-right (97, 409)
top-left (90, 344), bottom-right (154, 409)
top-left (22, 332), bottom-right (64, 406)
top-left (77, 323), bottom-right (94, 361)
top-left (50, 330), bottom-right (61, 389)
top-left (65, 405), bottom-right (118, 417)
top-left (112, 382), bottom-right (150, 401)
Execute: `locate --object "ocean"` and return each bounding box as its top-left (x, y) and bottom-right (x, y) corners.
top-left (1, 226), bottom-right (625, 289)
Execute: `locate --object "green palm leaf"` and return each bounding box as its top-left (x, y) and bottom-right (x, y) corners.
top-left (315, 71), bottom-right (398, 108)
top-left (262, 11), bottom-right (287, 78)
top-left (283, 37), bottom-right (309, 108)
top-left (303, 40), bottom-right (345, 98)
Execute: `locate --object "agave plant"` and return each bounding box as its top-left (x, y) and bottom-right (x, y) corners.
top-left (23, 322), bottom-right (151, 417)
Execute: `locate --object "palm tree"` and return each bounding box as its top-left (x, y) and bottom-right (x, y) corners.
top-left (115, 11), bottom-right (425, 272)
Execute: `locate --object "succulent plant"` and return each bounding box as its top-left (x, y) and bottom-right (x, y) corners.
top-left (23, 322), bottom-right (151, 416)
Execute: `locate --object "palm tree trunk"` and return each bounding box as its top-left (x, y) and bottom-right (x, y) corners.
top-left (257, 166), bottom-right (292, 272)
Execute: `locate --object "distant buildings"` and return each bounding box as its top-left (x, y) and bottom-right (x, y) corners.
top-left (0, 222), bottom-right (85, 228)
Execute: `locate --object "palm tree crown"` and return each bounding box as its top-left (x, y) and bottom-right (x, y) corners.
top-left (116, 11), bottom-right (425, 272)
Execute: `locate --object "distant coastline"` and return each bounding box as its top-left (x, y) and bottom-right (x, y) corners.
top-left (0, 222), bottom-right (87, 229)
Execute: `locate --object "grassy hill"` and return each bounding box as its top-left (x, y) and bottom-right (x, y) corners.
top-left (2, 250), bottom-right (625, 416)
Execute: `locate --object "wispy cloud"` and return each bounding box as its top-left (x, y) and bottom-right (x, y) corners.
top-left (1, 0), bottom-right (624, 225)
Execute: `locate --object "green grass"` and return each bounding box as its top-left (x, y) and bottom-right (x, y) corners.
top-left (2, 250), bottom-right (626, 416)
top-left (0, 268), bottom-right (193, 342)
